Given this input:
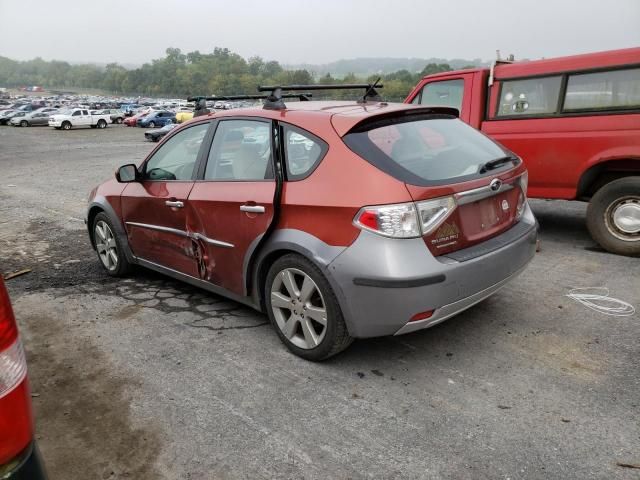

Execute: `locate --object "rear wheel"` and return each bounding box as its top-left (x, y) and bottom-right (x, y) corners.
top-left (149, 121), bottom-right (156, 128)
top-left (265, 254), bottom-right (353, 361)
top-left (587, 177), bottom-right (640, 257)
top-left (20, 120), bottom-right (28, 127)
top-left (96, 119), bottom-right (107, 129)
top-left (115, 117), bottom-right (123, 124)
top-left (92, 213), bottom-right (132, 276)
top-left (62, 121), bottom-right (71, 130)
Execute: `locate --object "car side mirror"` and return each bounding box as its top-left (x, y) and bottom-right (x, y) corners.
top-left (116, 164), bottom-right (139, 183)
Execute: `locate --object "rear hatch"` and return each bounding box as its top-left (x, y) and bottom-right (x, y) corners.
top-left (342, 109), bottom-right (527, 256)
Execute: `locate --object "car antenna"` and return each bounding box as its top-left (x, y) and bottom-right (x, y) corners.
top-left (361, 77), bottom-right (383, 103)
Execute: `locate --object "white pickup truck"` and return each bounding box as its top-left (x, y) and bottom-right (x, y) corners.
top-left (48, 108), bottom-right (112, 130)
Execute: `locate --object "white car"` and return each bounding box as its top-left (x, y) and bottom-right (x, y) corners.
top-left (48, 108), bottom-right (112, 130)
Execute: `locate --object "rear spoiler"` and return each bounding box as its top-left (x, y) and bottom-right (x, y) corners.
top-left (344, 107), bottom-right (460, 135)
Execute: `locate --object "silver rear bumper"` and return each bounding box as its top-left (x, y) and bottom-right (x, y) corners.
top-left (326, 205), bottom-right (537, 338)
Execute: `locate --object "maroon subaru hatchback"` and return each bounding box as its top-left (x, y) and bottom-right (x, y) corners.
top-left (86, 85), bottom-right (537, 360)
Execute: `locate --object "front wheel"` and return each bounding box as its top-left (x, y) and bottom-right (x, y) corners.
top-left (92, 213), bottom-right (132, 276)
top-left (149, 121), bottom-right (156, 128)
top-left (265, 254), bottom-right (353, 361)
top-left (587, 177), bottom-right (640, 256)
top-left (62, 121), bottom-right (71, 130)
top-left (20, 120), bottom-right (28, 127)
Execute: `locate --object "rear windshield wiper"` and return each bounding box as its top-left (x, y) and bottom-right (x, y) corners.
top-left (479, 155), bottom-right (518, 174)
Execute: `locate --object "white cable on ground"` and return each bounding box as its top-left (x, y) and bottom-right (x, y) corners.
top-left (566, 287), bottom-right (636, 317)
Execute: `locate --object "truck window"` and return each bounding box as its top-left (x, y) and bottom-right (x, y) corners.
top-left (72, 110), bottom-right (81, 116)
top-left (563, 67), bottom-right (640, 111)
top-left (496, 76), bottom-right (562, 117)
top-left (412, 79), bottom-right (464, 112)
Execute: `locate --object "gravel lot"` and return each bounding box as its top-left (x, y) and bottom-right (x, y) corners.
top-left (0, 125), bottom-right (638, 480)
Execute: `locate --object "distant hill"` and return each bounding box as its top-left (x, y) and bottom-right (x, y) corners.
top-left (284, 57), bottom-right (488, 77)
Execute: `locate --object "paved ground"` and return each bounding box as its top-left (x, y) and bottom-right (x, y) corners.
top-left (0, 125), bottom-right (638, 480)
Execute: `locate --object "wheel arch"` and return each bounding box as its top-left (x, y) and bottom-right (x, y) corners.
top-left (246, 229), bottom-right (347, 312)
top-left (87, 197), bottom-right (135, 262)
top-left (576, 158), bottom-right (640, 200)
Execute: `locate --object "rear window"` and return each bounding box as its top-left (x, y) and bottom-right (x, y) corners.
top-left (343, 114), bottom-right (513, 186)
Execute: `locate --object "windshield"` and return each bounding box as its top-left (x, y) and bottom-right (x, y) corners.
top-left (343, 114), bottom-right (514, 186)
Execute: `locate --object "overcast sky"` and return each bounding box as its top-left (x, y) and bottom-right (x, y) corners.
top-left (1, 0), bottom-right (638, 65)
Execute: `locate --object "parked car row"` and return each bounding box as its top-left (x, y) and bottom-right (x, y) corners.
top-left (0, 108), bottom-right (59, 126)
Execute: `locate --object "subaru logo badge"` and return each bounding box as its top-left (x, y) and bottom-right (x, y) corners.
top-left (490, 178), bottom-right (502, 191)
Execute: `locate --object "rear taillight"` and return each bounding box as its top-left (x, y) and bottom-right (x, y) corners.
top-left (516, 172), bottom-right (528, 220)
top-left (354, 196), bottom-right (457, 239)
top-left (0, 278), bottom-right (26, 399)
top-left (0, 340), bottom-right (26, 399)
top-left (519, 171), bottom-right (528, 197)
top-left (354, 202), bottom-right (420, 238)
top-left (416, 196), bottom-right (457, 235)
top-left (0, 277), bottom-right (32, 468)
top-left (515, 191), bottom-right (526, 220)
top-left (0, 279), bottom-right (18, 354)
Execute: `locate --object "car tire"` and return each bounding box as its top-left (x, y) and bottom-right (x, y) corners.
top-left (92, 212), bottom-right (132, 276)
top-left (586, 176), bottom-right (640, 257)
top-left (97, 119), bottom-right (107, 129)
top-left (265, 253), bottom-right (353, 361)
top-left (115, 117), bottom-right (123, 124)
top-left (20, 120), bottom-right (28, 127)
top-left (62, 121), bottom-right (71, 130)
top-left (149, 121), bottom-right (156, 128)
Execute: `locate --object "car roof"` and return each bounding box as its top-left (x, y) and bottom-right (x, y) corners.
top-left (421, 47), bottom-right (640, 81)
top-left (494, 47), bottom-right (640, 79)
top-left (196, 101), bottom-right (438, 136)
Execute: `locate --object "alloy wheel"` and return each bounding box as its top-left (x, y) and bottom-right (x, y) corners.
top-left (270, 268), bottom-right (327, 349)
top-left (94, 220), bottom-right (119, 271)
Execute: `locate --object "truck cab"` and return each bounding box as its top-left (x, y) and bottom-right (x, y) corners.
top-left (406, 48), bottom-right (640, 256)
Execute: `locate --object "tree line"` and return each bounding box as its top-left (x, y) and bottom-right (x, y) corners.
top-left (0, 47), bottom-right (471, 101)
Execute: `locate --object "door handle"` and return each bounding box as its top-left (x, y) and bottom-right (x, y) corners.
top-left (165, 200), bottom-right (184, 208)
top-left (240, 205), bottom-right (265, 214)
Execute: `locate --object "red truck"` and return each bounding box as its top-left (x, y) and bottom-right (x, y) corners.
top-left (406, 47), bottom-right (640, 256)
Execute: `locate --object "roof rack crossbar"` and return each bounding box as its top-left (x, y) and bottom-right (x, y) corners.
top-left (186, 93), bottom-right (312, 102)
top-left (257, 83), bottom-right (384, 93)
top-left (259, 80), bottom-right (384, 110)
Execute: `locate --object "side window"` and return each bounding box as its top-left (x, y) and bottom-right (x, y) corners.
top-left (144, 122), bottom-right (209, 181)
top-left (496, 76), bottom-right (562, 117)
top-left (72, 110), bottom-right (81, 117)
top-left (283, 125), bottom-right (328, 180)
top-left (82, 110), bottom-right (89, 115)
top-left (414, 79), bottom-right (464, 112)
top-left (204, 120), bottom-right (272, 181)
top-left (563, 67), bottom-right (640, 111)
